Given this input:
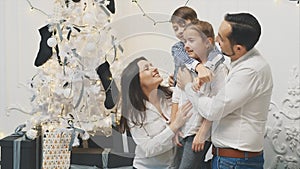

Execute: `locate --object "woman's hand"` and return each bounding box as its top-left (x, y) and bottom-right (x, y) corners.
top-left (169, 101), bottom-right (192, 133)
top-left (177, 68), bottom-right (193, 90)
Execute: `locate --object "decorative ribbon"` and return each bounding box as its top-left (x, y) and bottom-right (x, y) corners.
top-left (118, 43), bottom-right (124, 53)
top-left (67, 119), bottom-right (85, 151)
top-left (102, 148), bottom-right (111, 169)
top-left (56, 23), bottom-right (63, 42)
top-left (12, 124), bottom-right (26, 137)
top-left (71, 48), bottom-right (82, 60)
top-left (109, 35), bottom-right (124, 62)
top-left (122, 130), bottom-right (129, 153)
top-left (13, 137), bottom-right (23, 169)
top-left (99, 4), bottom-right (111, 17)
top-left (63, 56), bottom-right (68, 75)
top-left (12, 124), bottom-right (26, 169)
top-left (74, 79), bottom-right (84, 109)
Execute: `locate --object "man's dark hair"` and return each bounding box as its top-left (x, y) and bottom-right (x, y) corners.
top-left (225, 13), bottom-right (261, 51)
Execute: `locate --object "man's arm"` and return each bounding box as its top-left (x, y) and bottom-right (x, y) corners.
top-left (180, 68), bottom-right (259, 121)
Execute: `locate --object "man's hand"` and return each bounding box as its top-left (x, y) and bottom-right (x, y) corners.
top-left (195, 64), bottom-right (213, 84)
top-left (177, 67), bottom-right (193, 90)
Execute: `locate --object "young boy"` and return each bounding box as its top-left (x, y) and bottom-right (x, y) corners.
top-left (172, 19), bottom-right (229, 169)
top-left (170, 6), bottom-right (227, 169)
top-left (170, 6), bottom-right (225, 87)
top-left (169, 6), bottom-right (225, 124)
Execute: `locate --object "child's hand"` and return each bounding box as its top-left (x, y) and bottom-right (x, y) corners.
top-left (192, 119), bottom-right (212, 152)
top-left (177, 68), bottom-right (193, 90)
top-left (195, 64), bottom-right (212, 83)
top-left (168, 74), bottom-right (175, 87)
top-left (192, 77), bottom-right (202, 91)
top-left (173, 131), bottom-right (183, 147)
top-left (192, 130), bottom-right (206, 152)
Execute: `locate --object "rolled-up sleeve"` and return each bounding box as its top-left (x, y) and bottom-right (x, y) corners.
top-left (185, 68), bottom-right (260, 121)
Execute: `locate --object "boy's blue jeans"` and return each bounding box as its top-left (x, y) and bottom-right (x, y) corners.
top-left (173, 135), bottom-right (211, 169)
top-left (212, 153), bottom-right (264, 169)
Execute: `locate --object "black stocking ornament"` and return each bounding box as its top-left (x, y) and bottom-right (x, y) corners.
top-left (96, 61), bottom-right (120, 109)
top-left (34, 25), bottom-right (53, 67)
top-left (106, 0), bottom-right (115, 14)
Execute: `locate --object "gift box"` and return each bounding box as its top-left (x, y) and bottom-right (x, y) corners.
top-left (71, 148), bottom-right (135, 168)
top-left (71, 129), bottom-right (136, 168)
top-left (41, 124), bottom-right (72, 169)
top-left (0, 134), bottom-right (41, 169)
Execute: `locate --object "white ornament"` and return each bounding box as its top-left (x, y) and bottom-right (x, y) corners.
top-left (83, 12), bottom-right (96, 25)
top-left (86, 42), bottom-right (96, 52)
top-left (47, 37), bottom-right (57, 47)
top-left (26, 129), bottom-right (38, 140)
top-left (81, 131), bottom-right (90, 140)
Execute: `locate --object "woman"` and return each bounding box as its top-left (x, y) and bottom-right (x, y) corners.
top-left (119, 57), bottom-right (192, 169)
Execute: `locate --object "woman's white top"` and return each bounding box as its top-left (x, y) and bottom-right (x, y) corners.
top-left (129, 99), bottom-right (176, 169)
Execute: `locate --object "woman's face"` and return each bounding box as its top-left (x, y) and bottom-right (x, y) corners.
top-left (137, 60), bottom-right (163, 91)
top-left (184, 28), bottom-right (209, 61)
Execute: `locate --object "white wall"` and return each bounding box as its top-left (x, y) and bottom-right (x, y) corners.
top-left (1, 0), bottom-right (299, 168)
top-left (0, 0), bottom-right (54, 137)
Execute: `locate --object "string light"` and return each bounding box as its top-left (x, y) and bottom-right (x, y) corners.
top-left (131, 0), bottom-right (170, 25)
top-left (185, 0), bottom-right (191, 6)
top-left (26, 0), bottom-right (49, 17)
top-left (131, 0), bottom-right (191, 26)
top-left (25, 0), bottom-right (189, 62)
top-left (25, 0), bottom-right (111, 33)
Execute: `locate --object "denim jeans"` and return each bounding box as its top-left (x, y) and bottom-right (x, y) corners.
top-left (173, 135), bottom-right (211, 169)
top-left (212, 153), bottom-right (264, 169)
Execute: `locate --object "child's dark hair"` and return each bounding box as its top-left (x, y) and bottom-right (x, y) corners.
top-left (171, 6), bottom-right (197, 24)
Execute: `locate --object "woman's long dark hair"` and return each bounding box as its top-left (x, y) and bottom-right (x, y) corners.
top-left (119, 57), bottom-right (172, 133)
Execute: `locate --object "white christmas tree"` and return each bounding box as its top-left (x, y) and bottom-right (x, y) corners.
top-left (19, 0), bottom-right (121, 137)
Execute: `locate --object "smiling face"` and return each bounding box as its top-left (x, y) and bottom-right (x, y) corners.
top-left (172, 19), bottom-right (192, 42)
top-left (137, 60), bottom-right (163, 93)
top-left (183, 28), bottom-right (209, 63)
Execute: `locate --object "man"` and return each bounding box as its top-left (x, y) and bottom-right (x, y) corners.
top-left (177, 13), bottom-right (273, 169)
